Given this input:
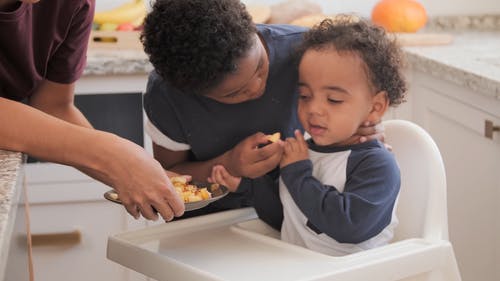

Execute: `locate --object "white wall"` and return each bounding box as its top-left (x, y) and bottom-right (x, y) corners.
top-left (97, 0), bottom-right (500, 17)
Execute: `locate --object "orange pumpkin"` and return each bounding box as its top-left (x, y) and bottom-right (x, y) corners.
top-left (371, 0), bottom-right (427, 33)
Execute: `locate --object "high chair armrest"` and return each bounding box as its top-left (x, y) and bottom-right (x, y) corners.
top-left (315, 239), bottom-right (461, 281)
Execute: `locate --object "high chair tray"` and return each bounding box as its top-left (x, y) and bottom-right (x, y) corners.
top-left (107, 208), bottom-right (458, 281)
top-left (107, 208), bottom-right (340, 281)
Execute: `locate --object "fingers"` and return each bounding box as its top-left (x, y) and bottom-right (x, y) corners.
top-left (384, 143), bottom-right (393, 152)
top-left (212, 166), bottom-right (228, 187)
top-left (208, 165), bottom-right (220, 184)
top-left (150, 200), bottom-right (175, 222)
top-left (360, 132), bottom-right (385, 143)
top-left (283, 131), bottom-right (306, 153)
top-left (119, 185), bottom-right (185, 221)
top-left (249, 132), bottom-right (270, 147)
top-left (294, 129), bottom-right (305, 143)
top-left (165, 170), bottom-right (180, 178)
top-left (141, 193), bottom-right (184, 222)
top-left (246, 147), bottom-right (283, 178)
top-left (122, 199), bottom-right (140, 220)
top-left (355, 121), bottom-right (386, 143)
top-left (138, 203), bottom-right (160, 221)
top-left (249, 140), bottom-right (282, 161)
top-left (162, 181), bottom-right (185, 217)
top-left (215, 164), bottom-right (230, 176)
top-left (357, 124), bottom-right (377, 137)
top-left (210, 165), bottom-right (242, 192)
top-left (255, 141), bottom-right (283, 159)
top-left (179, 174), bottom-right (192, 182)
top-left (165, 170), bottom-right (192, 182)
top-left (120, 195), bottom-right (159, 221)
top-left (283, 137), bottom-right (296, 153)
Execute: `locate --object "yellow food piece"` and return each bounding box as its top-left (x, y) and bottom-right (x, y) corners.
top-left (267, 132), bottom-right (281, 143)
top-left (130, 14), bottom-right (145, 28)
top-left (199, 188), bottom-right (211, 200)
top-left (170, 176), bottom-right (213, 203)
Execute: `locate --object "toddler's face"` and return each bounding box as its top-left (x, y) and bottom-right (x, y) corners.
top-left (204, 35), bottom-right (270, 104)
top-left (297, 48), bottom-right (375, 146)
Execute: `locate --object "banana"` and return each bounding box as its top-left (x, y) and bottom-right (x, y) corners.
top-left (94, 0), bottom-right (146, 25)
top-left (130, 12), bottom-right (146, 27)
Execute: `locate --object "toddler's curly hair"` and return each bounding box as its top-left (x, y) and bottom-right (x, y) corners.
top-left (141, 0), bottom-right (256, 95)
top-left (297, 16), bottom-right (407, 105)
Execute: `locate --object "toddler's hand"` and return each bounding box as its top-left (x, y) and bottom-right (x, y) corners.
top-left (280, 130), bottom-right (309, 168)
top-left (208, 165), bottom-right (242, 192)
top-left (225, 132), bottom-right (283, 179)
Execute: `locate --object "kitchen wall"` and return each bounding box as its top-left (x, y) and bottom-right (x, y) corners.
top-left (97, 0), bottom-right (500, 17)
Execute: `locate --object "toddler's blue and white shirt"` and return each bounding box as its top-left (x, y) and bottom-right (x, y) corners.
top-left (280, 139), bottom-right (400, 256)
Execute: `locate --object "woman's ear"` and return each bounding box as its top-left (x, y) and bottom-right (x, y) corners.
top-left (366, 91), bottom-right (389, 123)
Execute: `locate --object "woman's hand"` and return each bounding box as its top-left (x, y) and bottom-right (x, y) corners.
top-left (224, 132), bottom-right (283, 179)
top-left (208, 165), bottom-right (241, 192)
top-left (102, 136), bottom-right (185, 221)
top-left (280, 130), bottom-right (309, 168)
top-left (165, 170), bottom-right (192, 182)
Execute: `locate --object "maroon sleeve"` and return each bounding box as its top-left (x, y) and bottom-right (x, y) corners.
top-left (46, 0), bottom-right (95, 84)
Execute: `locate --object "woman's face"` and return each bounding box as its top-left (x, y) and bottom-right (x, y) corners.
top-left (204, 35), bottom-right (270, 104)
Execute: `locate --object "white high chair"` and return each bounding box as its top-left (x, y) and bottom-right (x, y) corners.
top-left (107, 120), bottom-right (462, 281)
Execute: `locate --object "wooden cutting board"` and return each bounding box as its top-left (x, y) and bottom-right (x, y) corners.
top-left (395, 33), bottom-right (454, 46)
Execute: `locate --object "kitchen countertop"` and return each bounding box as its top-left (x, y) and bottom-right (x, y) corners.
top-left (83, 17), bottom-right (500, 100)
top-left (404, 31), bottom-right (500, 99)
top-left (0, 150), bottom-right (23, 278)
top-left (85, 49), bottom-right (152, 76)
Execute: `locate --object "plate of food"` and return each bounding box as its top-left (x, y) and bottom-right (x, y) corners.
top-left (104, 177), bottom-right (229, 212)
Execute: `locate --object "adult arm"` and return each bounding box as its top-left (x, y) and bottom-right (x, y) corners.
top-left (29, 80), bottom-right (91, 128)
top-left (0, 96), bottom-right (184, 221)
top-left (280, 152), bottom-right (400, 243)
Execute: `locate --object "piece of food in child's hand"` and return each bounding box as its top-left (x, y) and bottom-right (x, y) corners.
top-left (258, 132), bottom-right (281, 148)
top-left (266, 132), bottom-right (281, 143)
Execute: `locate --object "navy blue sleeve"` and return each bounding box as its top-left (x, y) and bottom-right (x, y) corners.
top-left (280, 150), bottom-right (400, 243)
top-left (237, 170), bottom-right (283, 231)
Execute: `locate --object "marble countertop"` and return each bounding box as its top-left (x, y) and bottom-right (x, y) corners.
top-left (0, 150), bottom-right (23, 276)
top-left (85, 49), bottom-right (152, 76)
top-left (84, 29), bottom-right (500, 99)
top-left (404, 31), bottom-right (500, 99)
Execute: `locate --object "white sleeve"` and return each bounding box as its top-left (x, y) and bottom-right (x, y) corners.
top-left (145, 119), bottom-right (191, 151)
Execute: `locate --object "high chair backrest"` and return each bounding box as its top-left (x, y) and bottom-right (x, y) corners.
top-left (383, 120), bottom-right (449, 242)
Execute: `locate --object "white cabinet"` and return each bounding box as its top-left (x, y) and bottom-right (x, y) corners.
top-left (3, 165), bottom-right (30, 281)
top-left (410, 70), bottom-right (500, 281)
top-left (25, 164), bottom-right (150, 281)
